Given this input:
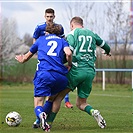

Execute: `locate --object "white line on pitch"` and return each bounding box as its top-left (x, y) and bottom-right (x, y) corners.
top-left (92, 93), bottom-right (131, 98)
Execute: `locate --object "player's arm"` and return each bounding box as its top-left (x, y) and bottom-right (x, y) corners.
top-left (64, 47), bottom-right (72, 68)
top-left (95, 34), bottom-right (111, 56)
top-left (101, 42), bottom-right (111, 56)
top-left (15, 51), bottom-right (34, 63)
top-left (15, 40), bottom-right (38, 63)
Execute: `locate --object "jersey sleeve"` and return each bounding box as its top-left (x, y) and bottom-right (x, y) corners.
top-left (30, 41), bottom-right (38, 54)
top-left (62, 39), bottom-right (69, 47)
top-left (60, 26), bottom-right (65, 38)
top-left (33, 25), bottom-right (40, 39)
top-left (66, 34), bottom-right (75, 52)
top-left (95, 34), bottom-right (110, 55)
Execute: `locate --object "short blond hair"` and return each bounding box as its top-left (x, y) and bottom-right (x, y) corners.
top-left (70, 16), bottom-right (83, 26)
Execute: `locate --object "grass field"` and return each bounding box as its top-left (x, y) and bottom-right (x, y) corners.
top-left (0, 83), bottom-right (132, 133)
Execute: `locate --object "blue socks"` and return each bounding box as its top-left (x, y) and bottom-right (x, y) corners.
top-left (34, 106), bottom-right (44, 123)
top-left (34, 101), bottom-right (53, 124)
top-left (64, 94), bottom-right (69, 103)
top-left (43, 101), bottom-right (53, 114)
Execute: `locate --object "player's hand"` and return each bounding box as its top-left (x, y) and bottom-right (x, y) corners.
top-left (102, 51), bottom-right (111, 57)
top-left (15, 54), bottom-right (24, 63)
top-left (65, 64), bottom-right (71, 71)
top-left (104, 53), bottom-right (111, 56)
top-left (67, 65), bottom-right (71, 71)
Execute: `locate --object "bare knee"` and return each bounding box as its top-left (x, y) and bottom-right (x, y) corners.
top-left (34, 97), bottom-right (45, 108)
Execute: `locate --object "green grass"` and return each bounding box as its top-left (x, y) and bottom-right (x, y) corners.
top-left (0, 83), bottom-right (132, 133)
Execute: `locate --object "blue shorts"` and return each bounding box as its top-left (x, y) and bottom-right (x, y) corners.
top-left (33, 70), bottom-right (68, 97)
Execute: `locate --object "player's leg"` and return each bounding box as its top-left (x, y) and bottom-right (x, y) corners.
top-left (64, 93), bottom-right (73, 108)
top-left (33, 97), bottom-right (41, 128)
top-left (42, 98), bottom-right (53, 114)
top-left (33, 97), bottom-right (53, 128)
top-left (46, 71), bottom-right (69, 127)
top-left (77, 71), bottom-right (106, 128)
top-left (76, 96), bottom-right (94, 113)
top-left (46, 88), bottom-right (71, 125)
top-left (34, 95), bottom-right (58, 129)
top-left (76, 95), bottom-right (106, 128)
top-left (34, 96), bottom-right (50, 131)
top-left (32, 71), bottom-right (53, 131)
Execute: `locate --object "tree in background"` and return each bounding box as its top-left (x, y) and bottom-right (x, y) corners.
top-left (106, 0), bottom-right (131, 83)
top-left (0, 17), bottom-right (28, 79)
top-left (23, 33), bottom-right (33, 47)
top-left (1, 1), bottom-right (132, 84)
top-left (63, 1), bottom-right (95, 33)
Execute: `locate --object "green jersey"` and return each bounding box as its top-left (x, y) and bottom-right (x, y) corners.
top-left (66, 28), bottom-right (110, 70)
top-left (66, 28), bottom-right (110, 98)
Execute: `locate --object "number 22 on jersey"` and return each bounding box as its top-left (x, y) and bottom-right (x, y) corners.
top-left (79, 35), bottom-right (92, 53)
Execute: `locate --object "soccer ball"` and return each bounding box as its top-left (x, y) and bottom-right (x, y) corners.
top-left (5, 111), bottom-right (22, 126)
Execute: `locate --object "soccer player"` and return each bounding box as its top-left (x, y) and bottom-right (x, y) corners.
top-left (33, 8), bottom-right (73, 108)
top-left (15, 24), bottom-right (72, 132)
top-left (33, 8), bottom-right (65, 42)
top-left (46, 16), bottom-right (111, 130)
top-left (32, 7), bottom-right (73, 128)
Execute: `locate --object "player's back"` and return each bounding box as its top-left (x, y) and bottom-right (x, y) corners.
top-left (36, 34), bottom-right (68, 74)
top-left (69, 28), bottom-right (97, 69)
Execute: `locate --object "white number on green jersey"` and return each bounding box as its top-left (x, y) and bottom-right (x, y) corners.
top-left (79, 35), bottom-right (92, 52)
top-left (47, 41), bottom-right (57, 56)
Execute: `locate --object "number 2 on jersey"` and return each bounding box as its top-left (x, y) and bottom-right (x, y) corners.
top-left (47, 41), bottom-right (57, 56)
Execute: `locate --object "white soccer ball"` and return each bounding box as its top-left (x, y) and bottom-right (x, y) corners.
top-left (5, 111), bottom-right (22, 127)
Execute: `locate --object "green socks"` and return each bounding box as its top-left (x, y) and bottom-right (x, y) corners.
top-left (46, 112), bottom-right (57, 124)
top-left (46, 106), bottom-right (94, 124)
top-left (84, 105), bottom-right (94, 115)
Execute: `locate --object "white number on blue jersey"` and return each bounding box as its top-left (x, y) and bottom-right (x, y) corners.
top-left (79, 35), bottom-right (92, 52)
top-left (36, 60), bottom-right (40, 70)
top-left (47, 41), bottom-right (57, 56)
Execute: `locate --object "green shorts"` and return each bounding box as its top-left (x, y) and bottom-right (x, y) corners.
top-left (67, 67), bottom-right (95, 98)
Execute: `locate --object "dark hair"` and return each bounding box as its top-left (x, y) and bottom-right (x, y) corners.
top-left (70, 16), bottom-right (83, 26)
top-left (45, 8), bottom-right (55, 14)
top-left (46, 23), bottom-right (61, 36)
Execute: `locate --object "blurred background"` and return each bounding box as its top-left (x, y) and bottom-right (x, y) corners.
top-left (0, 0), bottom-right (133, 87)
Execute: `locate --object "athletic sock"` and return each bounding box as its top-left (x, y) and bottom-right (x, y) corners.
top-left (64, 94), bottom-right (69, 103)
top-left (35, 118), bottom-right (40, 124)
top-left (43, 101), bottom-right (53, 114)
top-left (46, 112), bottom-right (57, 123)
top-left (34, 106), bottom-right (43, 118)
top-left (84, 105), bottom-right (94, 115)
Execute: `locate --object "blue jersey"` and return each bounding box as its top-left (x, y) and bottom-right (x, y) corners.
top-left (30, 34), bottom-right (68, 75)
top-left (33, 22), bottom-right (65, 39)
